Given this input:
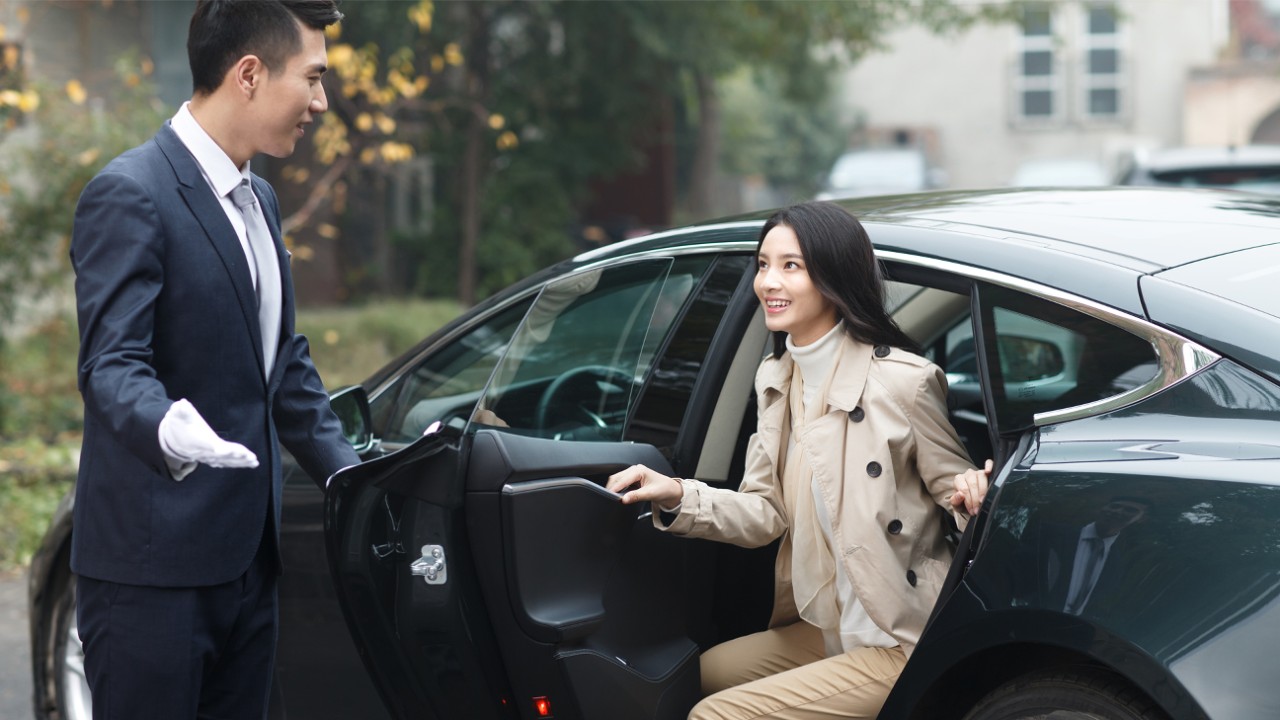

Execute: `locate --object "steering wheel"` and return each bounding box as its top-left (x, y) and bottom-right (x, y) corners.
top-left (535, 365), bottom-right (635, 434)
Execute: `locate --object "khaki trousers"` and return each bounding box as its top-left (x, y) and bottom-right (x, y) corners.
top-left (691, 622), bottom-right (907, 720)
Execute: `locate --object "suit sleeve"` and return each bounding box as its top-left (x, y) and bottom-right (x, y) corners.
top-left (71, 172), bottom-right (174, 474)
top-left (912, 365), bottom-right (977, 526)
top-left (258, 181), bottom-right (361, 487)
top-left (273, 333), bottom-right (361, 488)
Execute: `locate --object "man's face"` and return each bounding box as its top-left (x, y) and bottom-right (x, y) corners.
top-left (252, 19), bottom-right (328, 159)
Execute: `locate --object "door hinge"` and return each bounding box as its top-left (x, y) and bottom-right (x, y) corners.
top-left (410, 544), bottom-right (447, 585)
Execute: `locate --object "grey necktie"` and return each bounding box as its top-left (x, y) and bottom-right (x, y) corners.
top-left (229, 179), bottom-right (281, 378)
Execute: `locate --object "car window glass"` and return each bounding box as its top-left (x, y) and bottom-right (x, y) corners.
top-left (370, 297), bottom-right (534, 444)
top-left (473, 259), bottom-right (691, 442)
top-left (627, 254), bottom-right (751, 458)
top-left (979, 283), bottom-right (1158, 431)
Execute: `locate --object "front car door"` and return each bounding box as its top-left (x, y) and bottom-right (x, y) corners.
top-left (326, 248), bottom-right (757, 720)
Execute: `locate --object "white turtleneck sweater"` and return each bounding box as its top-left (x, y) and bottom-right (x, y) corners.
top-left (787, 324), bottom-right (898, 653)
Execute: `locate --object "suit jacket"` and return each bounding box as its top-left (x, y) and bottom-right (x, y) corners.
top-left (661, 334), bottom-right (974, 655)
top-left (70, 123), bottom-right (360, 588)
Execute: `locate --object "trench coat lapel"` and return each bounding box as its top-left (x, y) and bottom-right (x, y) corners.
top-left (755, 354), bottom-right (794, 475)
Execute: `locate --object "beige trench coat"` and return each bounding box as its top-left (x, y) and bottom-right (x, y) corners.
top-left (660, 334), bottom-right (975, 656)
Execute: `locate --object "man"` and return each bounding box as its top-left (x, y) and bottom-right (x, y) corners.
top-left (69, 2), bottom-right (360, 718)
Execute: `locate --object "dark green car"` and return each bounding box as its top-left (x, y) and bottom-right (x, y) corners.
top-left (32, 187), bottom-right (1280, 719)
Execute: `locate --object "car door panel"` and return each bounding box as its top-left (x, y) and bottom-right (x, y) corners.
top-left (468, 429), bottom-right (701, 720)
top-left (326, 430), bottom-right (514, 720)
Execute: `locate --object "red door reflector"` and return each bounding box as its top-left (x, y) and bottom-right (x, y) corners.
top-left (532, 696), bottom-right (553, 717)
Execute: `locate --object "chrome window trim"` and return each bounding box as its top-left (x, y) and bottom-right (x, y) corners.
top-left (370, 232), bottom-right (1219, 435)
top-left (874, 250), bottom-right (1221, 426)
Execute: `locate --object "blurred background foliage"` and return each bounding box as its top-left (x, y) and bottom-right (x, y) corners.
top-left (0, 0), bottom-right (1013, 570)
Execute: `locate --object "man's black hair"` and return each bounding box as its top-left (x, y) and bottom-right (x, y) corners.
top-left (188, 0), bottom-right (342, 96)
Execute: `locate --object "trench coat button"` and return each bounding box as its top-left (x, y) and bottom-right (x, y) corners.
top-left (874, 345), bottom-right (890, 358)
top-left (866, 461), bottom-right (882, 477)
top-left (849, 406), bottom-right (865, 422)
top-left (887, 519), bottom-right (903, 535)
top-left (906, 569), bottom-right (917, 587)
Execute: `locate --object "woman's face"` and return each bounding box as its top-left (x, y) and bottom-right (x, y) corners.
top-left (754, 223), bottom-right (838, 346)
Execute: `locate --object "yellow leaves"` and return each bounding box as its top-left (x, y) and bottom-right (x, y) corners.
top-left (1, 44), bottom-right (16, 70)
top-left (317, 223), bottom-right (340, 239)
top-left (356, 142), bottom-right (413, 166)
top-left (313, 115), bottom-right (351, 165)
top-left (444, 43), bottom-right (463, 66)
top-left (0, 88), bottom-right (37, 112)
top-left (324, 23), bottom-right (342, 40)
top-left (375, 113), bottom-right (396, 134)
top-left (65, 80), bottom-right (87, 105)
top-left (76, 148), bottom-right (100, 167)
top-left (323, 329), bottom-right (340, 345)
top-left (292, 244), bottom-right (315, 261)
top-left (496, 130), bottom-right (518, 151)
top-left (430, 55), bottom-right (445, 73)
top-left (488, 113), bottom-right (505, 130)
top-left (408, 1), bottom-right (434, 33)
top-left (0, 23), bottom-right (6, 40)
top-left (282, 165), bottom-right (310, 184)
top-left (355, 112), bottom-right (373, 132)
top-left (379, 141), bottom-right (414, 163)
top-left (328, 43), bottom-right (355, 72)
top-left (140, 56), bottom-right (154, 77)
top-left (124, 72), bottom-right (140, 88)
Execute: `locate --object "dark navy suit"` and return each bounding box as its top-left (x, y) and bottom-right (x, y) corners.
top-left (70, 122), bottom-right (359, 718)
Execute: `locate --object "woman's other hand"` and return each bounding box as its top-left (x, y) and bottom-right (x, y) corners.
top-left (951, 459), bottom-right (994, 516)
top-left (606, 464), bottom-right (683, 509)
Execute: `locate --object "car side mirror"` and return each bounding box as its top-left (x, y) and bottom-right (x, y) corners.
top-left (329, 385), bottom-right (376, 455)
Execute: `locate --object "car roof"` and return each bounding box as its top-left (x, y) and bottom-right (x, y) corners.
top-left (579, 187), bottom-right (1280, 275)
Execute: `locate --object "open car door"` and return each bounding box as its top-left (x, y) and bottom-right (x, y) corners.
top-left (325, 258), bottom-right (729, 720)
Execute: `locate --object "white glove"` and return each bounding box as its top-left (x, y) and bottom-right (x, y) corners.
top-left (158, 399), bottom-right (259, 481)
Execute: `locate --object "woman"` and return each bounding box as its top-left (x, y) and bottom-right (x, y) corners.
top-left (606, 201), bottom-right (992, 720)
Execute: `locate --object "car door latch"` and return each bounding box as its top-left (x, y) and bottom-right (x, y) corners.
top-left (410, 544), bottom-right (448, 585)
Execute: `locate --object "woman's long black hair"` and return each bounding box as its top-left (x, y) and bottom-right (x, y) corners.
top-left (758, 201), bottom-right (920, 359)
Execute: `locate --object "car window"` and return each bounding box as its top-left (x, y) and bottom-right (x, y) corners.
top-left (979, 283), bottom-right (1158, 431)
top-left (370, 297), bottom-right (534, 444)
top-left (627, 254), bottom-right (752, 458)
top-left (473, 258), bottom-right (700, 442)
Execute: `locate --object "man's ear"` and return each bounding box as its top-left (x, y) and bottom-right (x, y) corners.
top-left (232, 55), bottom-right (265, 99)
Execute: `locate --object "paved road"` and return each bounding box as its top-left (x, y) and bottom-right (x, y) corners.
top-left (0, 574), bottom-right (32, 720)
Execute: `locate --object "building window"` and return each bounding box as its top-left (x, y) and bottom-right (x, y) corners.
top-left (1011, 2), bottom-right (1127, 129)
top-left (1015, 6), bottom-right (1063, 123)
top-left (1081, 3), bottom-right (1123, 121)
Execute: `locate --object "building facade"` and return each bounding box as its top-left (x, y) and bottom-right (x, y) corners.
top-left (837, 0), bottom-right (1233, 188)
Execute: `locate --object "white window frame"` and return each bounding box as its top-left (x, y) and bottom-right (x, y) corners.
top-left (1078, 2), bottom-right (1126, 124)
top-left (1012, 5), bottom-right (1066, 127)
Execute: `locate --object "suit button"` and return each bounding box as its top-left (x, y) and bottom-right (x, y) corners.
top-left (866, 461), bottom-right (882, 477)
top-left (874, 345), bottom-right (890, 358)
top-left (849, 406), bottom-right (865, 422)
top-left (906, 570), bottom-right (917, 587)
top-left (887, 519), bottom-right (903, 535)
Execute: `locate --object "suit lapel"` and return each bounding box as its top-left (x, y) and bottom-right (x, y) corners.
top-left (155, 125), bottom-right (267, 380)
